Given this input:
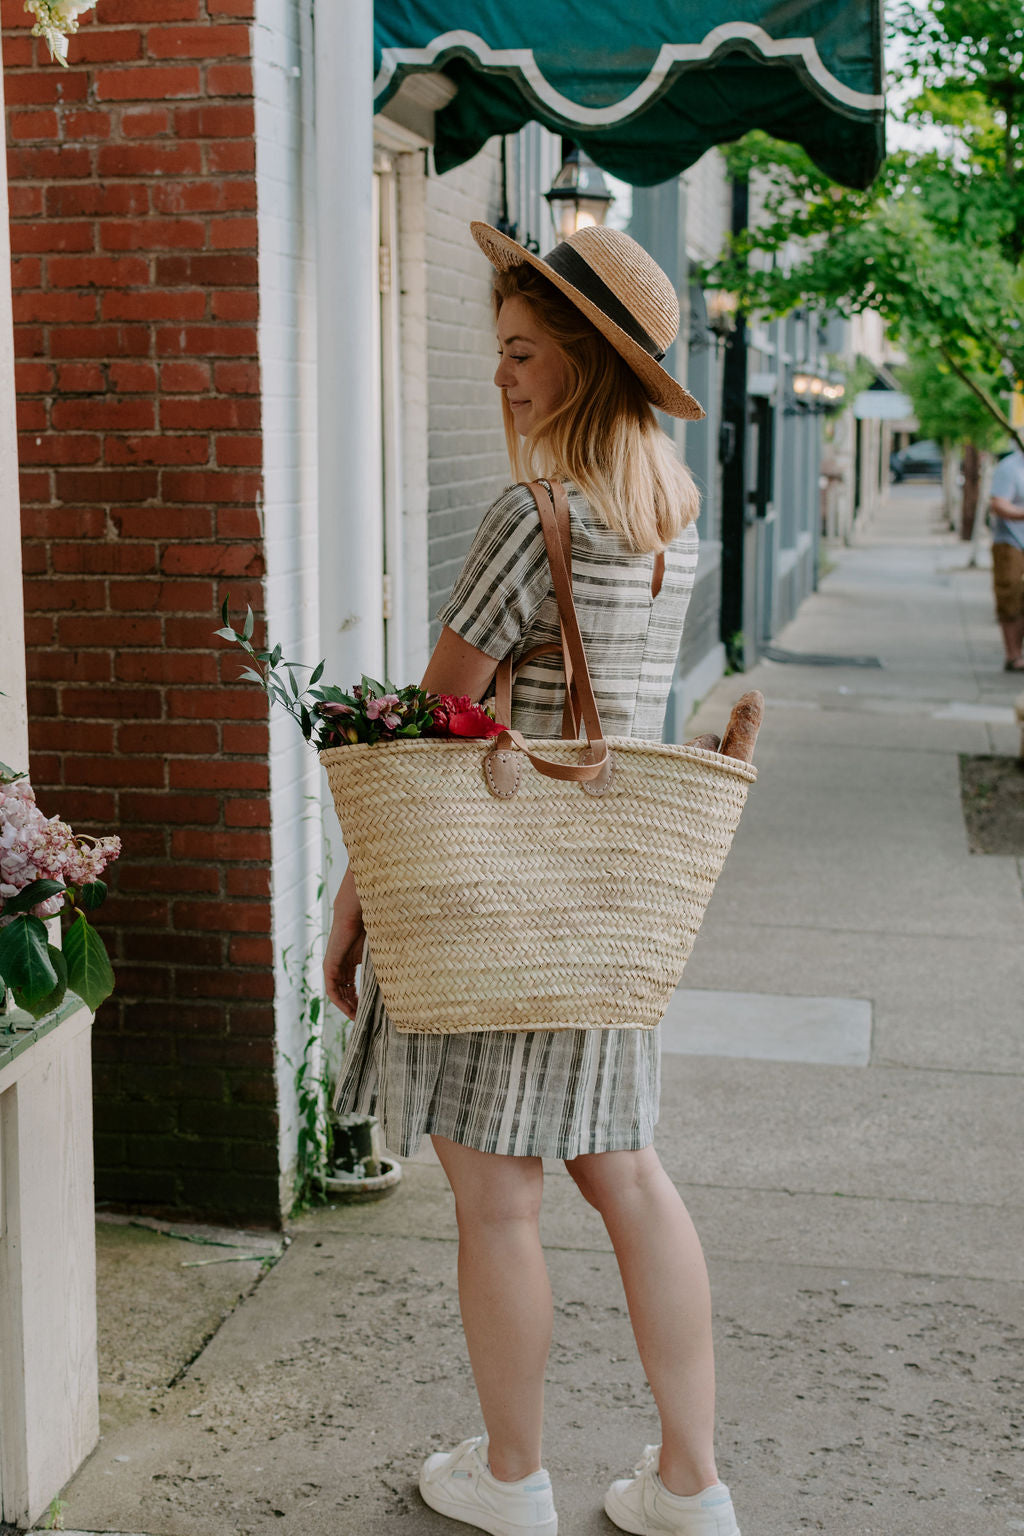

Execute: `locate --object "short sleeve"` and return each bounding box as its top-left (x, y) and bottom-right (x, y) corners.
top-left (435, 484), bottom-right (552, 659)
top-left (991, 455), bottom-right (1024, 503)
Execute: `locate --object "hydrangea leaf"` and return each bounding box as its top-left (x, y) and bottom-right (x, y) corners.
top-left (63, 912), bottom-right (115, 1012)
top-left (78, 879), bottom-right (107, 912)
top-left (0, 915), bottom-right (59, 1002)
top-left (1, 878), bottom-right (66, 916)
top-left (12, 945), bottom-right (68, 1019)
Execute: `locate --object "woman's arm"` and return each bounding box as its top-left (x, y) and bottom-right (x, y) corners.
top-left (323, 864), bottom-right (364, 1017)
top-left (323, 627), bottom-right (500, 1017)
top-left (991, 495), bottom-right (1024, 521)
top-left (419, 626), bottom-right (500, 700)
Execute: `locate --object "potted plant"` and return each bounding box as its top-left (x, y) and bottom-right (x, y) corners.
top-left (323, 1112), bottom-right (403, 1202)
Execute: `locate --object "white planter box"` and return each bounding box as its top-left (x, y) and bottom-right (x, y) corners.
top-left (0, 999), bottom-right (100, 1527)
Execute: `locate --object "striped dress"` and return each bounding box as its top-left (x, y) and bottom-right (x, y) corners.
top-left (332, 481), bottom-right (699, 1159)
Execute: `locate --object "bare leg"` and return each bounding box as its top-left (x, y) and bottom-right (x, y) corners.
top-left (431, 1135), bottom-right (551, 1483)
top-left (566, 1146), bottom-right (718, 1497)
top-left (999, 615), bottom-right (1024, 663)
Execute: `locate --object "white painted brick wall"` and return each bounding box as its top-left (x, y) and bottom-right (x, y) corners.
top-left (254, 0), bottom-right (323, 1211)
top-left (683, 149), bottom-right (730, 264)
top-left (395, 152), bottom-right (431, 682)
top-left (423, 144), bottom-right (511, 624)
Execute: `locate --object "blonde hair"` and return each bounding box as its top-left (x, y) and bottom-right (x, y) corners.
top-left (493, 264), bottom-right (699, 552)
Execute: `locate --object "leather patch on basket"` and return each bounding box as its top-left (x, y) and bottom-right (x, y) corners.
top-left (579, 745), bottom-right (614, 797)
top-left (483, 746), bottom-right (523, 799)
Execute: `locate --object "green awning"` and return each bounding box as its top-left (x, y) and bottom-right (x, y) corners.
top-left (374, 2), bottom-right (885, 190)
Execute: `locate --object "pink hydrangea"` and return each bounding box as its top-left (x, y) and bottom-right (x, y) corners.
top-left (0, 779), bottom-right (120, 924)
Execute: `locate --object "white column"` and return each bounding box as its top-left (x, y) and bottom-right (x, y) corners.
top-left (312, 0), bottom-right (382, 1074)
top-left (0, 61), bottom-right (27, 775)
top-left (313, 0), bottom-right (383, 689)
top-left (0, 1007), bottom-right (100, 1527)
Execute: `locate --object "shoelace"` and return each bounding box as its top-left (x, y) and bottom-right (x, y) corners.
top-left (633, 1444), bottom-right (661, 1478)
top-left (423, 1436), bottom-right (485, 1486)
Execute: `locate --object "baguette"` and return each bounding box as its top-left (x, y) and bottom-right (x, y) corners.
top-left (685, 732), bottom-right (721, 753)
top-left (719, 690), bottom-right (764, 764)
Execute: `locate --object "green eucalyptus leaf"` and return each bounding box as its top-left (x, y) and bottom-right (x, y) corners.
top-left (221, 594), bottom-right (231, 625)
top-left (1, 878), bottom-right (66, 916)
top-left (271, 643), bottom-right (283, 667)
top-left (242, 605), bottom-right (255, 642)
top-left (237, 667), bottom-right (266, 686)
top-left (214, 626), bottom-right (237, 642)
top-left (0, 915), bottom-right (59, 1000)
top-left (309, 660), bottom-right (325, 686)
top-left (63, 913), bottom-right (116, 1012)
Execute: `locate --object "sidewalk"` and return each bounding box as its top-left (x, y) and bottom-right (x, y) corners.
top-left (50, 486), bottom-right (1024, 1536)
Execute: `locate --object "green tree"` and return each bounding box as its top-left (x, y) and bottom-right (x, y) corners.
top-left (898, 348), bottom-right (1006, 454)
top-left (704, 0), bottom-right (1024, 451)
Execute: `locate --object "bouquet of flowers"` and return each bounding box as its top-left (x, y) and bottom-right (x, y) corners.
top-left (216, 602), bottom-right (506, 748)
top-left (0, 763), bottom-right (119, 1021)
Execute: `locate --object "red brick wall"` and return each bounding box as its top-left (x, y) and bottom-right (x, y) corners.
top-left (2, 0), bottom-right (281, 1224)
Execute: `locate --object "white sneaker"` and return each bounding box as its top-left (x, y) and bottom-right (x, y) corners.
top-left (604, 1445), bottom-right (740, 1536)
top-left (419, 1435), bottom-right (558, 1536)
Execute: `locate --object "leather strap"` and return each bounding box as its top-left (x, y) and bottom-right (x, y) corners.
top-left (494, 484), bottom-right (576, 735)
top-left (491, 480), bottom-right (608, 784)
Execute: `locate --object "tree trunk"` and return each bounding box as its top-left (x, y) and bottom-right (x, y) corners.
top-left (961, 442), bottom-right (980, 540)
top-left (941, 443), bottom-right (959, 526)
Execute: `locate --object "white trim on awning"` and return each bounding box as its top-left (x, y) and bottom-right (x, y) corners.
top-left (373, 24), bottom-right (886, 123)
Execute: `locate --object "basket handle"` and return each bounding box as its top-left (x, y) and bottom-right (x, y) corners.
top-left (490, 480), bottom-right (609, 785)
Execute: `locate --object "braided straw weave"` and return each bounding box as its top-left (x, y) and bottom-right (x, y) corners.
top-left (321, 737), bottom-right (756, 1034)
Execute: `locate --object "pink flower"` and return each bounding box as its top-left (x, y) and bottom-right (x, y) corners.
top-left (364, 693), bottom-right (400, 722)
top-left (0, 780), bottom-right (120, 923)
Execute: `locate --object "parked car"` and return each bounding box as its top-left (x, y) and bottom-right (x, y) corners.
top-left (890, 439), bottom-right (944, 482)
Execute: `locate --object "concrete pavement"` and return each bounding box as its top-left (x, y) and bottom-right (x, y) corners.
top-left (49, 486), bottom-right (1024, 1536)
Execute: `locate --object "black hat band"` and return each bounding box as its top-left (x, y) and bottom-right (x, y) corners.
top-left (542, 242), bottom-right (668, 363)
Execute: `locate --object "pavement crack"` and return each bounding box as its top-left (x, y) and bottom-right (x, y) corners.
top-left (164, 1247), bottom-right (285, 1390)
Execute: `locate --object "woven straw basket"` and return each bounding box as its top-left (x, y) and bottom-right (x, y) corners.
top-left (322, 481), bottom-right (758, 1035)
top-left (320, 735), bottom-right (755, 1034)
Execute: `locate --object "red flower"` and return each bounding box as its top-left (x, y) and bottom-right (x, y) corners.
top-left (446, 709), bottom-right (505, 738)
top-left (429, 695), bottom-right (506, 739)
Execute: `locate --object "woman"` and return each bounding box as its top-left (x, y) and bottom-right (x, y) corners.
top-left (324, 220), bottom-right (742, 1536)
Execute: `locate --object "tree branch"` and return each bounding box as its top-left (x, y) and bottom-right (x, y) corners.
top-left (939, 346), bottom-right (1024, 453)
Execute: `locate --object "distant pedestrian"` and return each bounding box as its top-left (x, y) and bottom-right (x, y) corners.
top-left (989, 445), bottom-right (1024, 671)
top-left (324, 222), bottom-right (743, 1535)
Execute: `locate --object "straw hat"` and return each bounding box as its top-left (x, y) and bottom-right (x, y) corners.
top-left (471, 220), bottom-right (705, 421)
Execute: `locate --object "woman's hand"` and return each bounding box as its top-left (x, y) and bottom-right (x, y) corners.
top-left (324, 866), bottom-right (365, 1019)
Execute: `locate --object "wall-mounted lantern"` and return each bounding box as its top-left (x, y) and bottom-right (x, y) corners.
top-left (689, 286), bottom-right (737, 356)
top-left (788, 370), bottom-right (847, 415)
top-left (544, 145), bottom-right (614, 240)
top-left (707, 289), bottom-right (738, 341)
